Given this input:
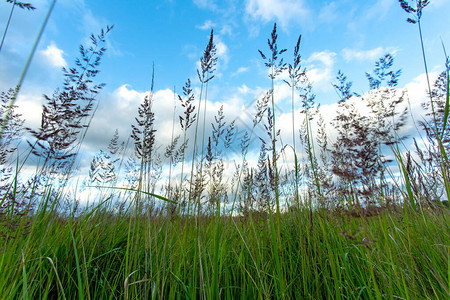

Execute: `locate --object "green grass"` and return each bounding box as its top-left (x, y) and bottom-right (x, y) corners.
top-left (0, 199), bottom-right (448, 299)
top-left (1, 2), bottom-right (450, 299)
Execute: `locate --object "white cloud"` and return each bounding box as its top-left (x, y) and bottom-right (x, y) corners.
top-left (429, 0), bottom-right (450, 8)
top-left (83, 84), bottom-right (247, 161)
top-left (215, 38), bottom-right (229, 65)
top-left (367, 0), bottom-right (394, 19)
top-left (341, 47), bottom-right (390, 62)
top-left (245, 0), bottom-right (310, 29)
top-left (237, 84), bottom-right (251, 94)
top-left (40, 42), bottom-right (67, 68)
top-left (232, 67), bottom-right (249, 76)
top-left (308, 51), bottom-right (336, 68)
top-left (318, 1), bottom-right (338, 23)
top-left (220, 25), bottom-right (233, 36)
top-left (403, 72), bottom-right (440, 113)
top-left (15, 92), bottom-right (44, 130)
top-left (305, 50), bottom-right (337, 91)
top-left (64, 1), bottom-right (120, 56)
top-left (311, 72), bottom-right (438, 146)
top-left (197, 20), bottom-right (216, 30)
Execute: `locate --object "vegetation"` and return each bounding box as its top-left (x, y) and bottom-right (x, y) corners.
top-left (0, 0), bottom-right (449, 298)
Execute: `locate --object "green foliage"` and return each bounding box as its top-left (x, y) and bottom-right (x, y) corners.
top-left (0, 200), bottom-right (448, 299)
top-left (1, 1), bottom-right (449, 298)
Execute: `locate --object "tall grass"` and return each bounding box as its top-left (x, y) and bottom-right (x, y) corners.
top-left (0, 193), bottom-right (448, 299)
top-left (0, 1), bottom-right (449, 299)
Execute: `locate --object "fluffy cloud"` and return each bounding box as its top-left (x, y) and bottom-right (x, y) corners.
top-left (193, 0), bottom-right (218, 10)
top-left (341, 47), bottom-right (398, 62)
top-left (305, 50), bottom-right (337, 91)
top-left (83, 84), bottom-right (246, 160)
top-left (197, 20), bottom-right (216, 30)
top-left (402, 71), bottom-right (440, 122)
top-left (215, 37), bottom-right (229, 65)
top-left (220, 24), bottom-right (233, 36)
top-left (245, 0), bottom-right (310, 29)
top-left (318, 1), bottom-right (338, 23)
top-left (366, 0), bottom-right (394, 19)
top-left (232, 67), bottom-right (249, 77)
top-left (40, 42), bottom-right (67, 68)
top-left (15, 91), bottom-right (45, 130)
top-left (11, 69), bottom-right (437, 198)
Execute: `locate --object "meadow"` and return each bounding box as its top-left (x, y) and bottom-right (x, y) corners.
top-left (0, 1), bottom-right (449, 299)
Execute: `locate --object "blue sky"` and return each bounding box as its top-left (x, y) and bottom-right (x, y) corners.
top-left (2, 0), bottom-right (449, 99)
top-left (1, 0), bottom-right (450, 187)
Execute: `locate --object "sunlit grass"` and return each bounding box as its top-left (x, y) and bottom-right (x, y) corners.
top-left (1, 1), bottom-right (450, 299)
top-left (0, 194), bottom-right (448, 299)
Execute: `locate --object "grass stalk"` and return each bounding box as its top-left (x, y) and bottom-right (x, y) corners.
top-left (0, 0), bottom-right (56, 139)
top-left (0, 0), bottom-right (16, 53)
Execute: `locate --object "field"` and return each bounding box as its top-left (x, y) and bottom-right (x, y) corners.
top-left (1, 1), bottom-right (449, 299)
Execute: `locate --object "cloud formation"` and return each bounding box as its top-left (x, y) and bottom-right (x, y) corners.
top-left (40, 42), bottom-right (67, 68)
top-left (305, 50), bottom-right (337, 92)
top-left (318, 1), bottom-right (338, 23)
top-left (193, 0), bottom-right (218, 10)
top-left (197, 20), bottom-right (216, 30)
top-left (341, 47), bottom-right (398, 62)
top-left (245, 0), bottom-right (310, 29)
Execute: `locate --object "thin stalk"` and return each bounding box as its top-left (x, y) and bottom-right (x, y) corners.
top-left (189, 80), bottom-right (204, 217)
top-left (269, 65), bottom-right (285, 298)
top-left (68, 219), bottom-right (84, 300)
top-left (291, 84), bottom-right (300, 205)
top-left (270, 69), bottom-right (281, 225)
top-left (417, 20), bottom-right (438, 129)
top-left (0, 0), bottom-right (56, 140)
top-left (210, 201), bottom-right (221, 299)
top-left (391, 144), bottom-right (416, 211)
top-left (21, 250), bottom-right (28, 300)
top-left (167, 86), bottom-right (177, 197)
top-left (197, 80), bottom-right (210, 213)
top-left (0, 0), bottom-right (16, 53)
top-left (305, 110), bottom-right (321, 198)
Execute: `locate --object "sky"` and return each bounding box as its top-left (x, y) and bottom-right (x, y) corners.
top-left (1, 0), bottom-right (450, 192)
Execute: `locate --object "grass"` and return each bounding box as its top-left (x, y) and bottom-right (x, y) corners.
top-left (1, 1), bottom-right (450, 299)
top-left (0, 199), bottom-right (448, 299)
